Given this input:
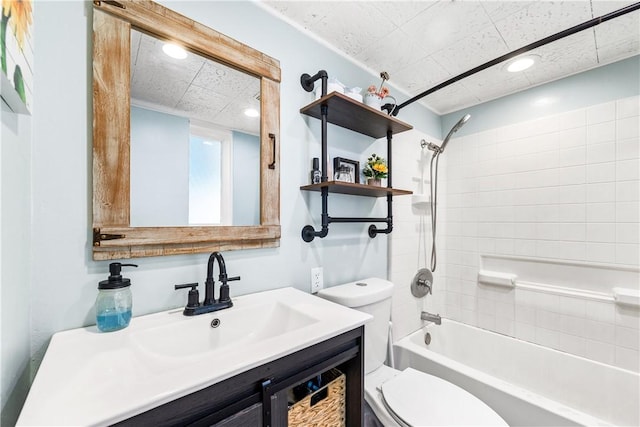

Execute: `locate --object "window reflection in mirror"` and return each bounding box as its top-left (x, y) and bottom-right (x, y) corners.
top-left (188, 129), bottom-right (226, 226)
top-left (129, 29), bottom-right (261, 227)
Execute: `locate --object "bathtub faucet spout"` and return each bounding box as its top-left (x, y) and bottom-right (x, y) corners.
top-left (421, 311), bottom-right (441, 325)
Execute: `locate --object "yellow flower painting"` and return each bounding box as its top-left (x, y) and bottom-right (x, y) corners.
top-left (1, 0), bottom-right (33, 113)
top-left (4, 0), bottom-right (32, 48)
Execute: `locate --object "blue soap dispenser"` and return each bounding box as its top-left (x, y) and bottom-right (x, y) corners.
top-left (95, 262), bottom-right (138, 332)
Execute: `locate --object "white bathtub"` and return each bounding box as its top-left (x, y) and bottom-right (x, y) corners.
top-left (393, 319), bottom-right (639, 426)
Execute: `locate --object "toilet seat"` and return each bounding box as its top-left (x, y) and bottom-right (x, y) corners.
top-left (366, 366), bottom-right (507, 427)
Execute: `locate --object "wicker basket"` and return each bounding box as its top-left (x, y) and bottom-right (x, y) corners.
top-left (288, 368), bottom-right (346, 427)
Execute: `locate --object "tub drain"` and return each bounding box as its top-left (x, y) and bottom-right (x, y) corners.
top-left (424, 332), bottom-right (431, 345)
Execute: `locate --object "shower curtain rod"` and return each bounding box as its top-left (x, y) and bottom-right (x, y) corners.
top-left (392, 2), bottom-right (640, 116)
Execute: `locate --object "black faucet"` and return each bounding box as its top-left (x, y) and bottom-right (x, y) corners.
top-left (174, 252), bottom-right (240, 316)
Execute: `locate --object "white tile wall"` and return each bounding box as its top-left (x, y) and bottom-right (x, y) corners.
top-left (512, 291), bottom-right (640, 372)
top-left (390, 96), bottom-right (640, 372)
top-left (388, 129), bottom-right (448, 341)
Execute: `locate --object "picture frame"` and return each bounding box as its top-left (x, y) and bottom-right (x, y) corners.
top-left (333, 157), bottom-right (360, 184)
top-left (0, 0), bottom-right (34, 115)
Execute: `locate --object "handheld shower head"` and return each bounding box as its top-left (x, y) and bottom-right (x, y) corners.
top-left (453, 113), bottom-right (471, 131)
top-left (439, 113), bottom-right (470, 153)
top-left (424, 113), bottom-right (470, 272)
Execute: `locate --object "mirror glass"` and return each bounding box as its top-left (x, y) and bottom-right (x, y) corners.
top-left (92, 1), bottom-right (280, 260)
top-left (129, 29), bottom-right (261, 227)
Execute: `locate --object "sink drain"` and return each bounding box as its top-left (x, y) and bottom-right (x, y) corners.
top-left (211, 318), bottom-right (221, 328)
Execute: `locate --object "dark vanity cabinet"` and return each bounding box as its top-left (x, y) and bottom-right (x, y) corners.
top-left (113, 327), bottom-right (364, 427)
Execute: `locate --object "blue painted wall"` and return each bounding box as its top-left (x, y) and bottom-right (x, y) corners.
top-left (442, 55), bottom-right (640, 137)
top-left (130, 106), bottom-right (190, 226)
top-left (1, 101), bottom-right (32, 426)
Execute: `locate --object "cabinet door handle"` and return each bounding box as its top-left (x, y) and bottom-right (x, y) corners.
top-left (268, 133), bottom-right (276, 169)
top-left (261, 378), bottom-right (272, 427)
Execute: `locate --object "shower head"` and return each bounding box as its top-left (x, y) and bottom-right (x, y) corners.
top-left (452, 113), bottom-right (471, 132)
top-left (439, 113), bottom-right (470, 154)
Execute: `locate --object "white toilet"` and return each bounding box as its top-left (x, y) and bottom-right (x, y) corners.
top-left (317, 278), bottom-right (507, 427)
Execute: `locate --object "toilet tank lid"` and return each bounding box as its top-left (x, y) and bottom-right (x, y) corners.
top-left (316, 278), bottom-right (394, 308)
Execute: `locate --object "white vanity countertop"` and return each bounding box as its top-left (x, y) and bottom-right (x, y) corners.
top-left (17, 287), bottom-right (371, 426)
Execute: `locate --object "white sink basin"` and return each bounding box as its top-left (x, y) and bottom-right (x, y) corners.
top-left (133, 300), bottom-right (318, 358)
top-left (17, 287), bottom-right (371, 427)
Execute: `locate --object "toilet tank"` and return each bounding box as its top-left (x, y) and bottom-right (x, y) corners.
top-left (317, 278), bottom-right (394, 374)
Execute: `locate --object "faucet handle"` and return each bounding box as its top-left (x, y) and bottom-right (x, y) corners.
top-left (417, 279), bottom-right (432, 294)
top-left (218, 277), bottom-right (239, 303)
top-left (175, 282), bottom-right (200, 308)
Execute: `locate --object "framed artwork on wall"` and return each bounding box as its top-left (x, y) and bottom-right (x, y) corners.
top-left (1, 0), bottom-right (33, 115)
top-left (333, 157), bottom-right (359, 184)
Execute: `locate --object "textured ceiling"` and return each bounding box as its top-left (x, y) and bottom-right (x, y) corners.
top-left (130, 29), bottom-right (261, 135)
top-left (262, 0), bottom-right (640, 115)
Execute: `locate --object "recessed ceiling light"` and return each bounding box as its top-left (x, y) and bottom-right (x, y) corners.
top-left (162, 43), bottom-right (187, 59)
top-left (506, 55), bottom-right (538, 73)
top-left (244, 108), bottom-right (259, 117)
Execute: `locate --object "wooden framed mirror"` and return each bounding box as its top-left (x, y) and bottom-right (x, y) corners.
top-left (92, 0), bottom-right (280, 260)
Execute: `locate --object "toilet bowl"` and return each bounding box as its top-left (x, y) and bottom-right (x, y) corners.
top-left (317, 278), bottom-right (507, 427)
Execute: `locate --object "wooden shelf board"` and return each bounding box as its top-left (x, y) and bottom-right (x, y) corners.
top-left (300, 181), bottom-right (413, 197)
top-left (300, 92), bottom-right (413, 138)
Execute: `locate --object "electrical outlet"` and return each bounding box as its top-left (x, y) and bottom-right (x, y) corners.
top-left (311, 267), bottom-right (323, 293)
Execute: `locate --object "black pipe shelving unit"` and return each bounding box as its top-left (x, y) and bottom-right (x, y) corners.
top-left (299, 71), bottom-right (413, 242)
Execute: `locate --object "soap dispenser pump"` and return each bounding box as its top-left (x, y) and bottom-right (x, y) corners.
top-left (95, 262), bottom-right (138, 332)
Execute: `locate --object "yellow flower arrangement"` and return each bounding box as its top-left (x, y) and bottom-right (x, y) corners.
top-left (363, 154), bottom-right (388, 179)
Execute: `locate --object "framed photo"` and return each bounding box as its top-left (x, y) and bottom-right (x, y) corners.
top-left (333, 157), bottom-right (360, 184)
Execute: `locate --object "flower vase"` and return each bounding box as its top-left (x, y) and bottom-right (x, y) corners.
top-left (367, 178), bottom-right (382, 187)
top-left (363, 93), bottom-right (382, 110)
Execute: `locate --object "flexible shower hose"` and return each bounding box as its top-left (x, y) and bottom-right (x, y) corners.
top-left (429, 151), bottom-right (441, 272)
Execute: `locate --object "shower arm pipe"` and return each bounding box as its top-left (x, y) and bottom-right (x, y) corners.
top-left (390, 2), bottom-right (640, 116)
